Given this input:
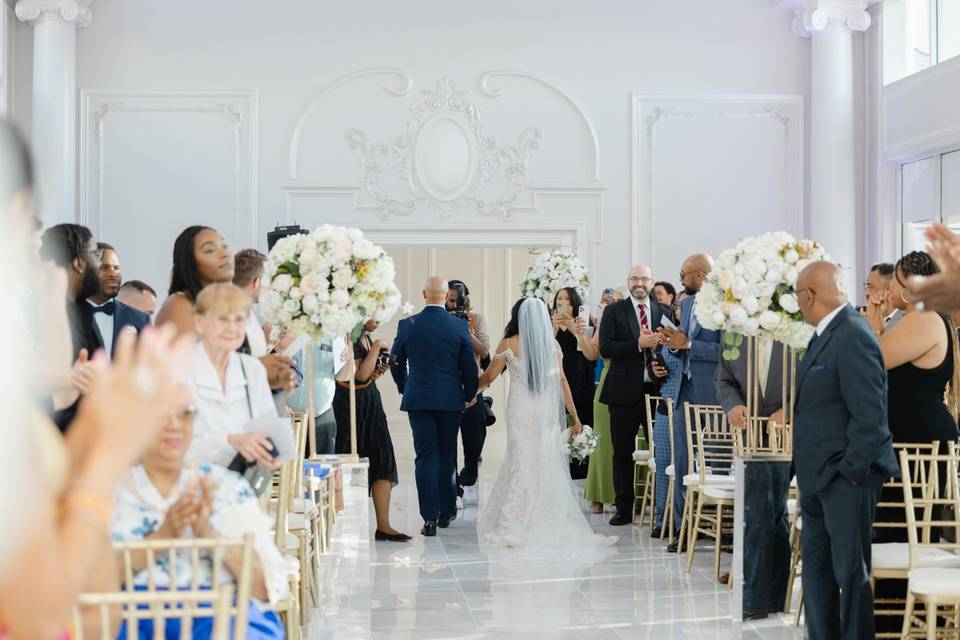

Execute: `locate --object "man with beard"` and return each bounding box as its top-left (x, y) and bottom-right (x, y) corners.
top-left (86, 242), bottom-right (150, 358)
top-left (658, 253), bottom-right (722, 551)
top-left (599, 264), bottom-right (670, 526)
top-left (39, 224), bottom-right (105, 432)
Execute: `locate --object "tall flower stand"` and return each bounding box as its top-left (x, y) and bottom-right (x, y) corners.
top-left (730, 336), bottom-right (798, 622)
top-left (305, 344), bottom-right (359, 463)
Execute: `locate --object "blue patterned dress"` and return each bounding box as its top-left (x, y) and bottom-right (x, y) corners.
top-left (653, 349), bottom-right (682, 529)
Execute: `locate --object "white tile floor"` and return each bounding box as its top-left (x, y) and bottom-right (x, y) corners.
top-left (312, 436), bottom-right (807, 639)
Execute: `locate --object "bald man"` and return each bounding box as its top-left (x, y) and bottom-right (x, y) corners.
top-left (794, 261), bottom-right (897, 640)
top-left (659, 253), bottom-right (721, 548)
top-left (390, 276), bottom-right (479, 537)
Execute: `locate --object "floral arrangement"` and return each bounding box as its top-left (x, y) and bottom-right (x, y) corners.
top-left (260, 225), bottom-right (402, 340)
top-left (561, 425), bottom-right (599, 462)
top-left (695, 231), bottom-right (830, 357)
top-left (520, 251), bottom-right (590, 304)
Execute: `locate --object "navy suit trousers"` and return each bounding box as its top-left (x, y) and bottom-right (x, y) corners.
top-left (409, 410), bottom-right (461, 522)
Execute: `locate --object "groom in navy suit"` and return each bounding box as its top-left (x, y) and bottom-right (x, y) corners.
top-left (391, 276), bottom-right (479, 537)
top-left (87, 242), bottom-right (151, 358)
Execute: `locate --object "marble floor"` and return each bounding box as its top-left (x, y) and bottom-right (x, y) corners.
top-left (313, 434), bottom-right (806, 639)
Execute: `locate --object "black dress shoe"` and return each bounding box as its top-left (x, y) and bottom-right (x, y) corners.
top-left (421, 521), bottom-right (437, 537)
top-left (666, 542), bottom-right (679, 553)
top-left (608, 512), bottom-right (632, 526)
top-left (743, 609), bottom-right (769, 621)
top-left (438, 511), bottom-right (458, 528)
top-left (650, 527), bottom-right (663, 538)
top-left (375, 530), bottom-right (412, 542)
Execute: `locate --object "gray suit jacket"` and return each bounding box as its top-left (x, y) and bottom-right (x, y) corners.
top-left (714, 337), bottom-right (787, 418)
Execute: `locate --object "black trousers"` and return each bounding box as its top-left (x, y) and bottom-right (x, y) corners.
top-left (800, 469), bottom-right (884, 640)
top-left (310, 407), bottom-right (337, 456)
top-left (608, 382), bottom-right (656, 515)
top-left (743, 461), bottom-right (792, 612)
top-left (457, 397), bottom-right (486, 487)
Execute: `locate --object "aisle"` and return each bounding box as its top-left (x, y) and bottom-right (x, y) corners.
top-left (354, 430), bottom-right (807, 640)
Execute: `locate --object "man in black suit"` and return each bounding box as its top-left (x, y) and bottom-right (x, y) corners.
top-left (599, 263), bottom-right (669, 526)
top-left (87, 242), bottom-right (151, 358)
top-left (794, 261), bottom-right (898, 640)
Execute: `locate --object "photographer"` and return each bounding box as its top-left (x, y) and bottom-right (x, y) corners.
top-left (445, 280), bottom-right (491, 506)
top-left (333, 319), bottom-right (408, 542)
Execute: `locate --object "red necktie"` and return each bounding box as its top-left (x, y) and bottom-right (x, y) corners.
top-left (638, 304), bottom-right (649, 330)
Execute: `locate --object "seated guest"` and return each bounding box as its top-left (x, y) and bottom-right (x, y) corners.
top-left (156, 226), bottom-right (295, 393)
top-left (117, 279), bottom-right (158, 321)
top-left (233, 248), bottom-right (269, 358)
top-left (186, 284), bottom-right (282, 472)
top-left (111, 405), bottom-right (289, 639)
top-left (87, 242), bottom-right (150, 359)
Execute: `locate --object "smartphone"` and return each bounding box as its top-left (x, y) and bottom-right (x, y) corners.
top-left (578, 305), bottom-right (588, 319)
top-left (557, 301), bottom-right (569, 314)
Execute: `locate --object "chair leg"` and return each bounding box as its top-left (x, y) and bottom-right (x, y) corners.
top-left (784, 523), bottom-right (801, 613)
top-left (677, 489), bottom-right (691, 553)
top-left (662, 477), bottom-right (675, 541)
top-left (683, 488), bottom-right (698, 556)
top-left (687, 498), bottom-right (704, 573)
top-left (794, 590), bottom-right (803, 627)
top-left (648, 470), bottom-right (657, 535)
top-left (926, 596), bottom-right (937, 640)
top-left (714, 504), bottom-right (724, 583)
top-left (638, 471), bottom-right (652, 531)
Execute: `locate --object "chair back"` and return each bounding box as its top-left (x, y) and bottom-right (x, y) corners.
top-left (108, 534), bottom-right (254, 639)
top-left (900, 443), bottom-right (960, 568)
top-left (642, 394), bottom-right (672, 457)
top-left (689, 404), bottom-right (732, 483)
top-left (874, 442), bottom-right (940, 534)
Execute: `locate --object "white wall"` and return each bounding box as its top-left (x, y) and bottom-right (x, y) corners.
top-left (11, 0), bottom-right (810, 300)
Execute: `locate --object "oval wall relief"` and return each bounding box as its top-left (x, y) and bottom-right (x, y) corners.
top-left (414, 115), bottom-right (476, 201)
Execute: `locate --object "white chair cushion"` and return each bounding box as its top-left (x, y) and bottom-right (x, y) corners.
top-left (907, 567), bottom-right (960, 597)
top-left (666, 464), bottom-right (675, 477)
top-left (633, 450), bottom-right (651, 461)
top-left (787, 499), bottom-right (798, 517)
top-left (683, 473), bottom-right (735, 488)
top-left (872, 543), bottom-right (960, 571)
top-left (648, 458), bottom-right (657, 471)
top-left (702, 486), bottom-right (735, 501)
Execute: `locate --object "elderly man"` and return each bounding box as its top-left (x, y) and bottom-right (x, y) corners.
top-left (794, 261), bottom-right (898, 640)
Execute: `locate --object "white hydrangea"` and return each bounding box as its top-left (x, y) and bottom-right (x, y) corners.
top-left (271, 273), bottom-right (294, 294)
top-left (520, 251), bottom-right (590, 305)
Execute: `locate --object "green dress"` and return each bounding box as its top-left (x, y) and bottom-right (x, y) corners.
top-left (584, 359), bottom-right (648, 504)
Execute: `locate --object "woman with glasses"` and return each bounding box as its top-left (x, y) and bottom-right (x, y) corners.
top-left (186, 283), bottom-right (282, 472)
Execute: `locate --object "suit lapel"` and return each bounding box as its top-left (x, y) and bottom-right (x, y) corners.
top-left (763, 342), bottom-right (785, 400)
top-left (111, 301), bottom-right (123, 350)
top-left (796, 310), bottom-right (845, 391)
top-left (626, 300), bottom-right (640, 340)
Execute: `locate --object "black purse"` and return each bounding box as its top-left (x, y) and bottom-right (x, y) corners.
top-left (479, 394), bottom-right (496, 427)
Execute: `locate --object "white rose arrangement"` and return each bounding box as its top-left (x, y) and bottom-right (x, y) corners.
top-left (695, 232), bottom-right (830, 357)
top-left (561, 425), bottom-right (599, 462)
top-left (260, 225), bottom-right (403, 340)
top-left (520, 251), bottom-right (590, 305)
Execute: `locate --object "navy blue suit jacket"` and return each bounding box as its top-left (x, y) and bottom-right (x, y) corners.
top-left (667, 293), bottom-right (721, 406)
top-left (105, 300), bottom-right (151, 353)
top-left (390, 306), bottom-right (480, 413)
top-left (793, 305), bottom-right (899, 496)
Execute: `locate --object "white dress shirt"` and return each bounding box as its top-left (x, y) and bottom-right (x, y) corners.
top-left (630, 295), bottom-right (653, 382)
top-left (88, 299), bottom-right (115, 358)
top-left (187, 342), bottom-right (279, 467)
top-left (816, 304), bottom-right (848, 336)
top-left (245, 311), bottom-right (269, 358)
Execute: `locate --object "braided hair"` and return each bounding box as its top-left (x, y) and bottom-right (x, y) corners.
top-left (39, 223), bottom-right (93, 268)
top-left (168, 225), bottom-right (213, 300)
top-left (896, 251), bottom-right (960, 421)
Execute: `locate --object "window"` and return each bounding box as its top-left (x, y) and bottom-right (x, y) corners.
top-left (900, 148), bottom-right (960, 253)
top-left (885, 0), bottom-right (960, 84)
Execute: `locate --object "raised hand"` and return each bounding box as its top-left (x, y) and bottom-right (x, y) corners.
top-left (227, 431), bottom-right (277, 467)
top-left (908, 223), bottom-right (960, 312)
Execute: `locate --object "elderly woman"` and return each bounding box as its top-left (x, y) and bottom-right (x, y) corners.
top-left (186, 284), bottom-right (283, 473)
top-left (111, 402), bottom-right (291, 639)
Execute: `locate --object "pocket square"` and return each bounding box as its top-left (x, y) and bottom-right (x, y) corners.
top-left (808, 364), bottom-right (828, 373)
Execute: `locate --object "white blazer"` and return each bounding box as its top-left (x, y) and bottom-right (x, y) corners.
top-left (186, 343), bottom-right (278, 467)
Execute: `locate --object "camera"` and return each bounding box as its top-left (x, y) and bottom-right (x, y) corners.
top-left (449, 281), bottom-right (470, 322)
top-left (377, 348), bottom-right (399, 369)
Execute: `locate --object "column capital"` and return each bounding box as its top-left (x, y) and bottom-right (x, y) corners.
top-left (791, 0), bottom-right (871, 38)
top-left (15, 0), bottom-right (92, 28)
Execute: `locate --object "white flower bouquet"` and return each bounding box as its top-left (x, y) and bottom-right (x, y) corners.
top-left (520, 251), bottom-right (590, 304)
top-left (694, 231), bottom-right (830, 357)
top-left (561, 425), bottom-right (599, 462)
top-left (260, 225), bottom-right (402, 340)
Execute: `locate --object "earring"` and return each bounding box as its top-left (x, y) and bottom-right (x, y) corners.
top-left (901, 289), bottom-right (912, 305)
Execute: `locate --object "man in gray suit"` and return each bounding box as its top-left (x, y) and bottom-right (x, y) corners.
top-left (794, 262), bottom-right (898, 640)
top-left (715, 337), bottom-right (791, 620)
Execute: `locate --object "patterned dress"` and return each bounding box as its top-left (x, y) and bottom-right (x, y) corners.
top-left (653, 349), bottom-right (683, 529)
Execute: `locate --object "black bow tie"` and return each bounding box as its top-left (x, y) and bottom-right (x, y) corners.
top-left (93, 300), bottom-right (115, 316)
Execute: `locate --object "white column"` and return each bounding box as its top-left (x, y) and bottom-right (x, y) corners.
top-left (794, 1), bottom-right (871, 298)
top-left (15, 0), bottom-right (91, 227)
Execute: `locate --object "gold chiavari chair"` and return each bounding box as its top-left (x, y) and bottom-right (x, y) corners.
top-left (900, 444), bottom-right (960, 640)
top-left (270, 458), bottom-right (303, 640)
top-left (633, 394), bottom-right (657, 527)
top-left (871, 442), bottom-right (947, 637)
top-left (661, 401), bottom-right (679, 543)
top-left (685, 404), bottom-right (736, 583)
top-left (639, 394), bottom-right (673, 535)
top-left (102, 535), bottom-right (254, 640)
top-left (74, 588), bottom-right (234, 640)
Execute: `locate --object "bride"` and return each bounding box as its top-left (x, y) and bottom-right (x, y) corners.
top-left (476, 297), bottom-right (616, 552)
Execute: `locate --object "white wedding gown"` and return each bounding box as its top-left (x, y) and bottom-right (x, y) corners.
top-left (478, 345), bottom-right (617, 555)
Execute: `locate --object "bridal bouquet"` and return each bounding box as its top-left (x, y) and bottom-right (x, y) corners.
top-left (260, 225), bottom-right (402, 340)
top-left (562, 425), bottom-right (599, 462)
top-left (520, 251), bottom-right (590, 304)
top-left (695, 231), bottom-right (830, 357)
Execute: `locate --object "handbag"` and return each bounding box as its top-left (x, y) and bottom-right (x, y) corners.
top-left (479, 394), bottom-right (496, 427)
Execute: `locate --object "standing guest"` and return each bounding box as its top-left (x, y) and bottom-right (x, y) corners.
top-left (552, 287), bottom-right (597, 479)
top-left (794, 261), bottom-right (898, 640)
top-left (582, 303), bottom-right (615, 513)
top-left (185, 283), bottom-right (282, 473)
top-left (862, 263), bottom-right (901, 328)
top-left (659, 253), bottom-right (721, 550)
top-left (86, 242), bottom-right (150, 358)
top-left (653, 281), bottom-right (676, 308)
top-left (233, 248), bottom-right (269, 358)
top-left (445, 280), bottom-right (490, 506)
top-left (287, 337), bottom-right (342, 456)
top-left (908, 223), bottom-right (960, 311)
top-left (156, 226), bottom-right (295, 393)
top-left (866, 251), bottom-right (960, 633)
top-left (390, 276), bottom-right (479, 537)
top-left (334, 319), bottom-right (408, 542)
top-left (117, 280), bottom-right (158, 320)
top-left (715, 337), bottom-right (790, 619)
top-left (599, 264), bottom-right (669, 526)
top-left (651, 343), bottom-right (682, 537)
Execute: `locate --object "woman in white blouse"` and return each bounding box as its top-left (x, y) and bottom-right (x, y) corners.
top-left (187, 283), bottom-right (282, 470)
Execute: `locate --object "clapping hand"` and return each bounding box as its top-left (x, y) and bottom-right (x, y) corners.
top-left (728, 405), bottom-right (748, 429)
top-left (227, 431), bottom-right (280, 469)
top-left (658, 327), bottom-right (689, 350)
top-left (907, 224), bottom-right (960, 312)
top-left (864, 294), bottom-right (887, 335)
top-left (638, 328), bottom-right (659, 349)
top-left (260, 353), bottom-right (296, 393)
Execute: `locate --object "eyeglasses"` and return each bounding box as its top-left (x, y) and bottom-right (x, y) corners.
top-left (629, 276), bottom-right (653, 284)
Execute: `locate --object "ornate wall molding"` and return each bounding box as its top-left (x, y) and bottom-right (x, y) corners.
top-left (15, 0), bottom-right (92, 27)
